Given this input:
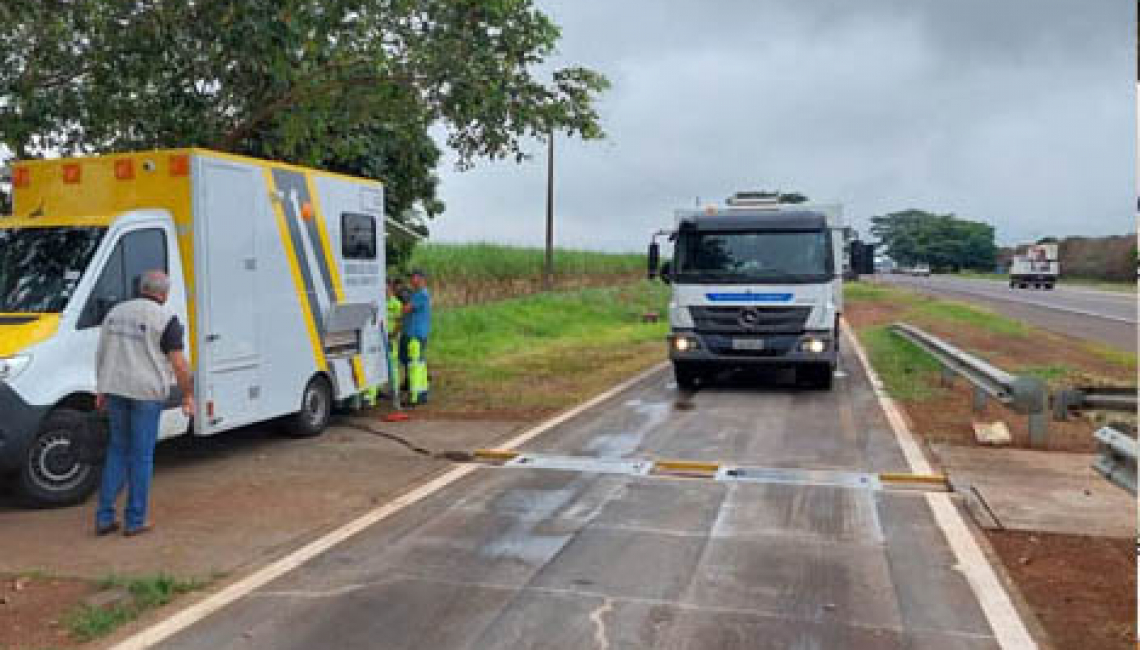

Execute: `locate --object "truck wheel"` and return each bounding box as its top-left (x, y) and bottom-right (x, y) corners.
top-left (17, 409), bottom-right (100, 507)
top-left (284, 375), bottom-right (333, 437)
top-left (673, 363), bottom-right (701, 391)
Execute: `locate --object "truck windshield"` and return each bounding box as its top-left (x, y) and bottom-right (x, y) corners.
top-left (0, 227), bottom-right (106, 313)
top-left (675, 230), bottom-right (833, 284)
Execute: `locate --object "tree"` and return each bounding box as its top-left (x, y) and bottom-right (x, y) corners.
top-left (0, 0), bottom-right (609, 237)
top-left (870, 209), bottom-right (996, 271)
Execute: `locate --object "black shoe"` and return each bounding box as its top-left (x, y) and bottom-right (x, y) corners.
top-left (96, 521), bottom-right (121, 536)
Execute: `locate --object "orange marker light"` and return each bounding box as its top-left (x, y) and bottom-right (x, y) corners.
top-left (12, 167), bottom-right (29, 188)
top-left (114, 159), bottom-right (135, 180)
top-left (62, 163), bottom-right (81, 184)
top-left (169, 154), bottom-right (190, 176)
top-left (301, 202), bottom-right (314, 219)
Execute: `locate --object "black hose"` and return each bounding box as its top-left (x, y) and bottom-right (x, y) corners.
top-left (341, 421), bottom-right (475, 463)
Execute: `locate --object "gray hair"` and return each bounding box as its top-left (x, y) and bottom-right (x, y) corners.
top-left (139, 270), bottom-right (171, 297)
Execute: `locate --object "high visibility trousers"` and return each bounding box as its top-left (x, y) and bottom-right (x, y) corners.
top-left (387, 338), bottom-right (400, 395)
top-left (406, 337), bottom-right (429, 404)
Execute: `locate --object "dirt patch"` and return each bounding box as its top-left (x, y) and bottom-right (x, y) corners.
top-left (0, 574), bottom-right (94, 649)
top-left (987, 531), bottom-right (1136, 650)
top-left (906, 382), bottom-right (1100, 452)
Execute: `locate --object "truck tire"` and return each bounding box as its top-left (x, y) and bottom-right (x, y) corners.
top-left (673, 362), bottom-right (701, 391)
top-left (17, 408), bottom-right (100, 507)
top-left (283, 375), bottom-right (333, 438)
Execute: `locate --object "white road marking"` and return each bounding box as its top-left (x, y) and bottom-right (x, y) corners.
top-left (840, 321), bottom-right (933, 475)
top-left (109, 362), bottom-right (670, 650)
top-left (842, 318), bottom-right (1038, 649)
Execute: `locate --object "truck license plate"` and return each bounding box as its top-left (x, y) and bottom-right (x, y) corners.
top-left (732, 338), bottom-right (765, 351)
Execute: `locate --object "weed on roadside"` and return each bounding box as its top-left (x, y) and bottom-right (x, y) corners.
top-left (65, 574), bottom-right (205, 642)
top-left (861, 326), bottom-right (941, 401)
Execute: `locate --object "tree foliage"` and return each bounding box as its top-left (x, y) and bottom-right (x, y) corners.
top-left (0, 0), bottom-right (609, 242)
top-left (870, 209), bottom-right (997, 271)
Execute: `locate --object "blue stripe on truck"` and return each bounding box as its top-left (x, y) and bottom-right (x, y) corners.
top-left (706, 293), bottom-right (794, 302)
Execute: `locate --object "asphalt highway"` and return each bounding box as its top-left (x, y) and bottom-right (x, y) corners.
top-left (150, 348), bottom-right (1020, 649)
top-left (877, 274), bottom-right (1137, 352)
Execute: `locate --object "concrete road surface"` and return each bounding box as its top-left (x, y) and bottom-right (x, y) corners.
top-left (145, 349), bottom-right (1026, 649)
top-left (878, 274), bottom-right (1136, 352)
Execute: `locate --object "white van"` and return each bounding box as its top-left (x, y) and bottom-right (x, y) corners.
top-left (0, 149), bottom-right (388, 505)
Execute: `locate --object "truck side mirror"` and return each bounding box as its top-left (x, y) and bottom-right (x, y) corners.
top-left (647, 242), bottom-right (660, 279)
top-left (659, 261), bottom-right (672, 285)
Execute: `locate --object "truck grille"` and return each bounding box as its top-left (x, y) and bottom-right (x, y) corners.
top-left (690, 306), bottom-right (811, 334)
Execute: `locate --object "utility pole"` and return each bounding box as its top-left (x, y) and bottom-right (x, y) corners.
top-left (544, 128), bottom-right (555, 291)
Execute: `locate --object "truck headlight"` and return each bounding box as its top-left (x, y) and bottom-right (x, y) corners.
top-left (800, 339), bottom-right (827, 354)
top-left (672, 335), bottom-right (700, 352)
top-left (0, 355), bottom-right (31, 381)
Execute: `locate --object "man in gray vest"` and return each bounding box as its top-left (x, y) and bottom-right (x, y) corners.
top-left (94, 270), bottom-right (194, 536)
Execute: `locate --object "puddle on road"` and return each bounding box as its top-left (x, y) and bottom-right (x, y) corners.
top-left (584, 399), bottom-right (672, 458)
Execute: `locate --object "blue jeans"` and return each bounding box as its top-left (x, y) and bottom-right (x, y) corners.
top-left (96, 395), bottom-right (163, 531)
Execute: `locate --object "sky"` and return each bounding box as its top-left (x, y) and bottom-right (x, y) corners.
top-left (429, 0), bottom-right (1136, 251)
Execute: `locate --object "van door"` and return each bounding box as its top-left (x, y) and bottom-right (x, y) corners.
top-left (78, 223), bottom-right (190, 440)
top-left (199, 162), bottom-right (260, 431)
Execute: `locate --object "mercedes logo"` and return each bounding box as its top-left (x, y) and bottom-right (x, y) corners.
top-left (738, 308), bottom-right (760, 328)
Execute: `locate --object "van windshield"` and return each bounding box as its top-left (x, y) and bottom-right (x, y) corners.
top-left (0, 227), bottom-right (106, 313)
top-left (674, 230), bottom-right (833, 284)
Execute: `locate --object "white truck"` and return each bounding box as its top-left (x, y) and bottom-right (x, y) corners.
top-left (648, 192), bottom-right (846, 390)
top-left (1009, 243), bottom-right (1059, 289)
top-left (0, 149), bottom-right (388, 505)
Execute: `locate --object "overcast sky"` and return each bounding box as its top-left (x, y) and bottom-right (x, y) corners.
top-left (429, 0), bottom-right (1135, 251)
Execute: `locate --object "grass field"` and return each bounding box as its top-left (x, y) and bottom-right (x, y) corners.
top-left (407, 243), bottom-right (644, 280)
top-left (391, 281), bottom-right (670, 416)
top-left (402, 243), bottom-right (648, 307)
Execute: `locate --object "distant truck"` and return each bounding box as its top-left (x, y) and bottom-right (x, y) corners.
top-left (647, 192), bottom-right (848, 390)
top-left (0, 149), bottom-right (388, 505)
top-left (1009, 243), bottom-right (1059, 289)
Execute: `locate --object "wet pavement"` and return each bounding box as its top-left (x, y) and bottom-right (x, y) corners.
top-left (154, 349), bottom-right (1014, 649)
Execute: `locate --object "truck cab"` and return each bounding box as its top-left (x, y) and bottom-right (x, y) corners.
top-left (648, 193), bottom-right (845, 390)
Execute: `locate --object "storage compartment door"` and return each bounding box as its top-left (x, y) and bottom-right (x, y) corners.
top-left (199, 161), bottom-right (261, 430)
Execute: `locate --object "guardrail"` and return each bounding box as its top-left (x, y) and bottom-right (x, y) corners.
top-left (1092, 426), bottom-right (1137, 494)
top-left (1053, 387), bottom-right (1138, 420)
top-left (889, 323), bottom-right (1050, 446)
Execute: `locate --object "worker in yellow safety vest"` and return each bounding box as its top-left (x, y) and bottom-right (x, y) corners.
top-left (385, 277), bottom-right (405, 396)
top-left (400, 270), bottom-right (431, 405)
top-left (363, 278), bottom-right (405, 408)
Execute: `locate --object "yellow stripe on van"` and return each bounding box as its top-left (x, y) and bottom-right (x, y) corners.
top-left (264, 169), bottom-right (327, 372)
top-left (0, 314), bottom-right (60, 357)
top-left (303, 173), bottom-right (367, 389)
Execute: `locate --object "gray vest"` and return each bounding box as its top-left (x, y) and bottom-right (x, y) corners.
top-left (96, 298), bottom-right (176, 401)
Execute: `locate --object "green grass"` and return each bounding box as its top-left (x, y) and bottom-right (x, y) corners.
top-left (1083, 342), bottom-right (1139, 371)
top-left (911, 300), bottom-right (1030, 337)
top-left (861, 326), bottom-right (942, 401)
top-left (407, 242), bottom-right (645, 281)
top-left (424, 281), bottom-right (669, 411)
top-left (66, 574), bottom-right (204, 643)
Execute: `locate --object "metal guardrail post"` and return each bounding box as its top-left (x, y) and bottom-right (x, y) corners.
top-left (1092, 426), bottom-right (1137, 494)
top-left (889, 322), bottom-right (1050, 446)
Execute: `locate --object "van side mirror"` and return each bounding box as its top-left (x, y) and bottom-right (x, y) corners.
top-left (647, 242), bottom-right (660, 279)
top-left (659, 261), bottom-right (672, 285)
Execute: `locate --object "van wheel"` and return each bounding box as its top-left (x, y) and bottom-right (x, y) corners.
top-left (284, 376), bottom-right (333, 437)
top-left (17, 409), bottom-right (100, 507)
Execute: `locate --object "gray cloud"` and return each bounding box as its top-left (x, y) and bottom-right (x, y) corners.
top-left (431, 0), bottom-right (1135, 250)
